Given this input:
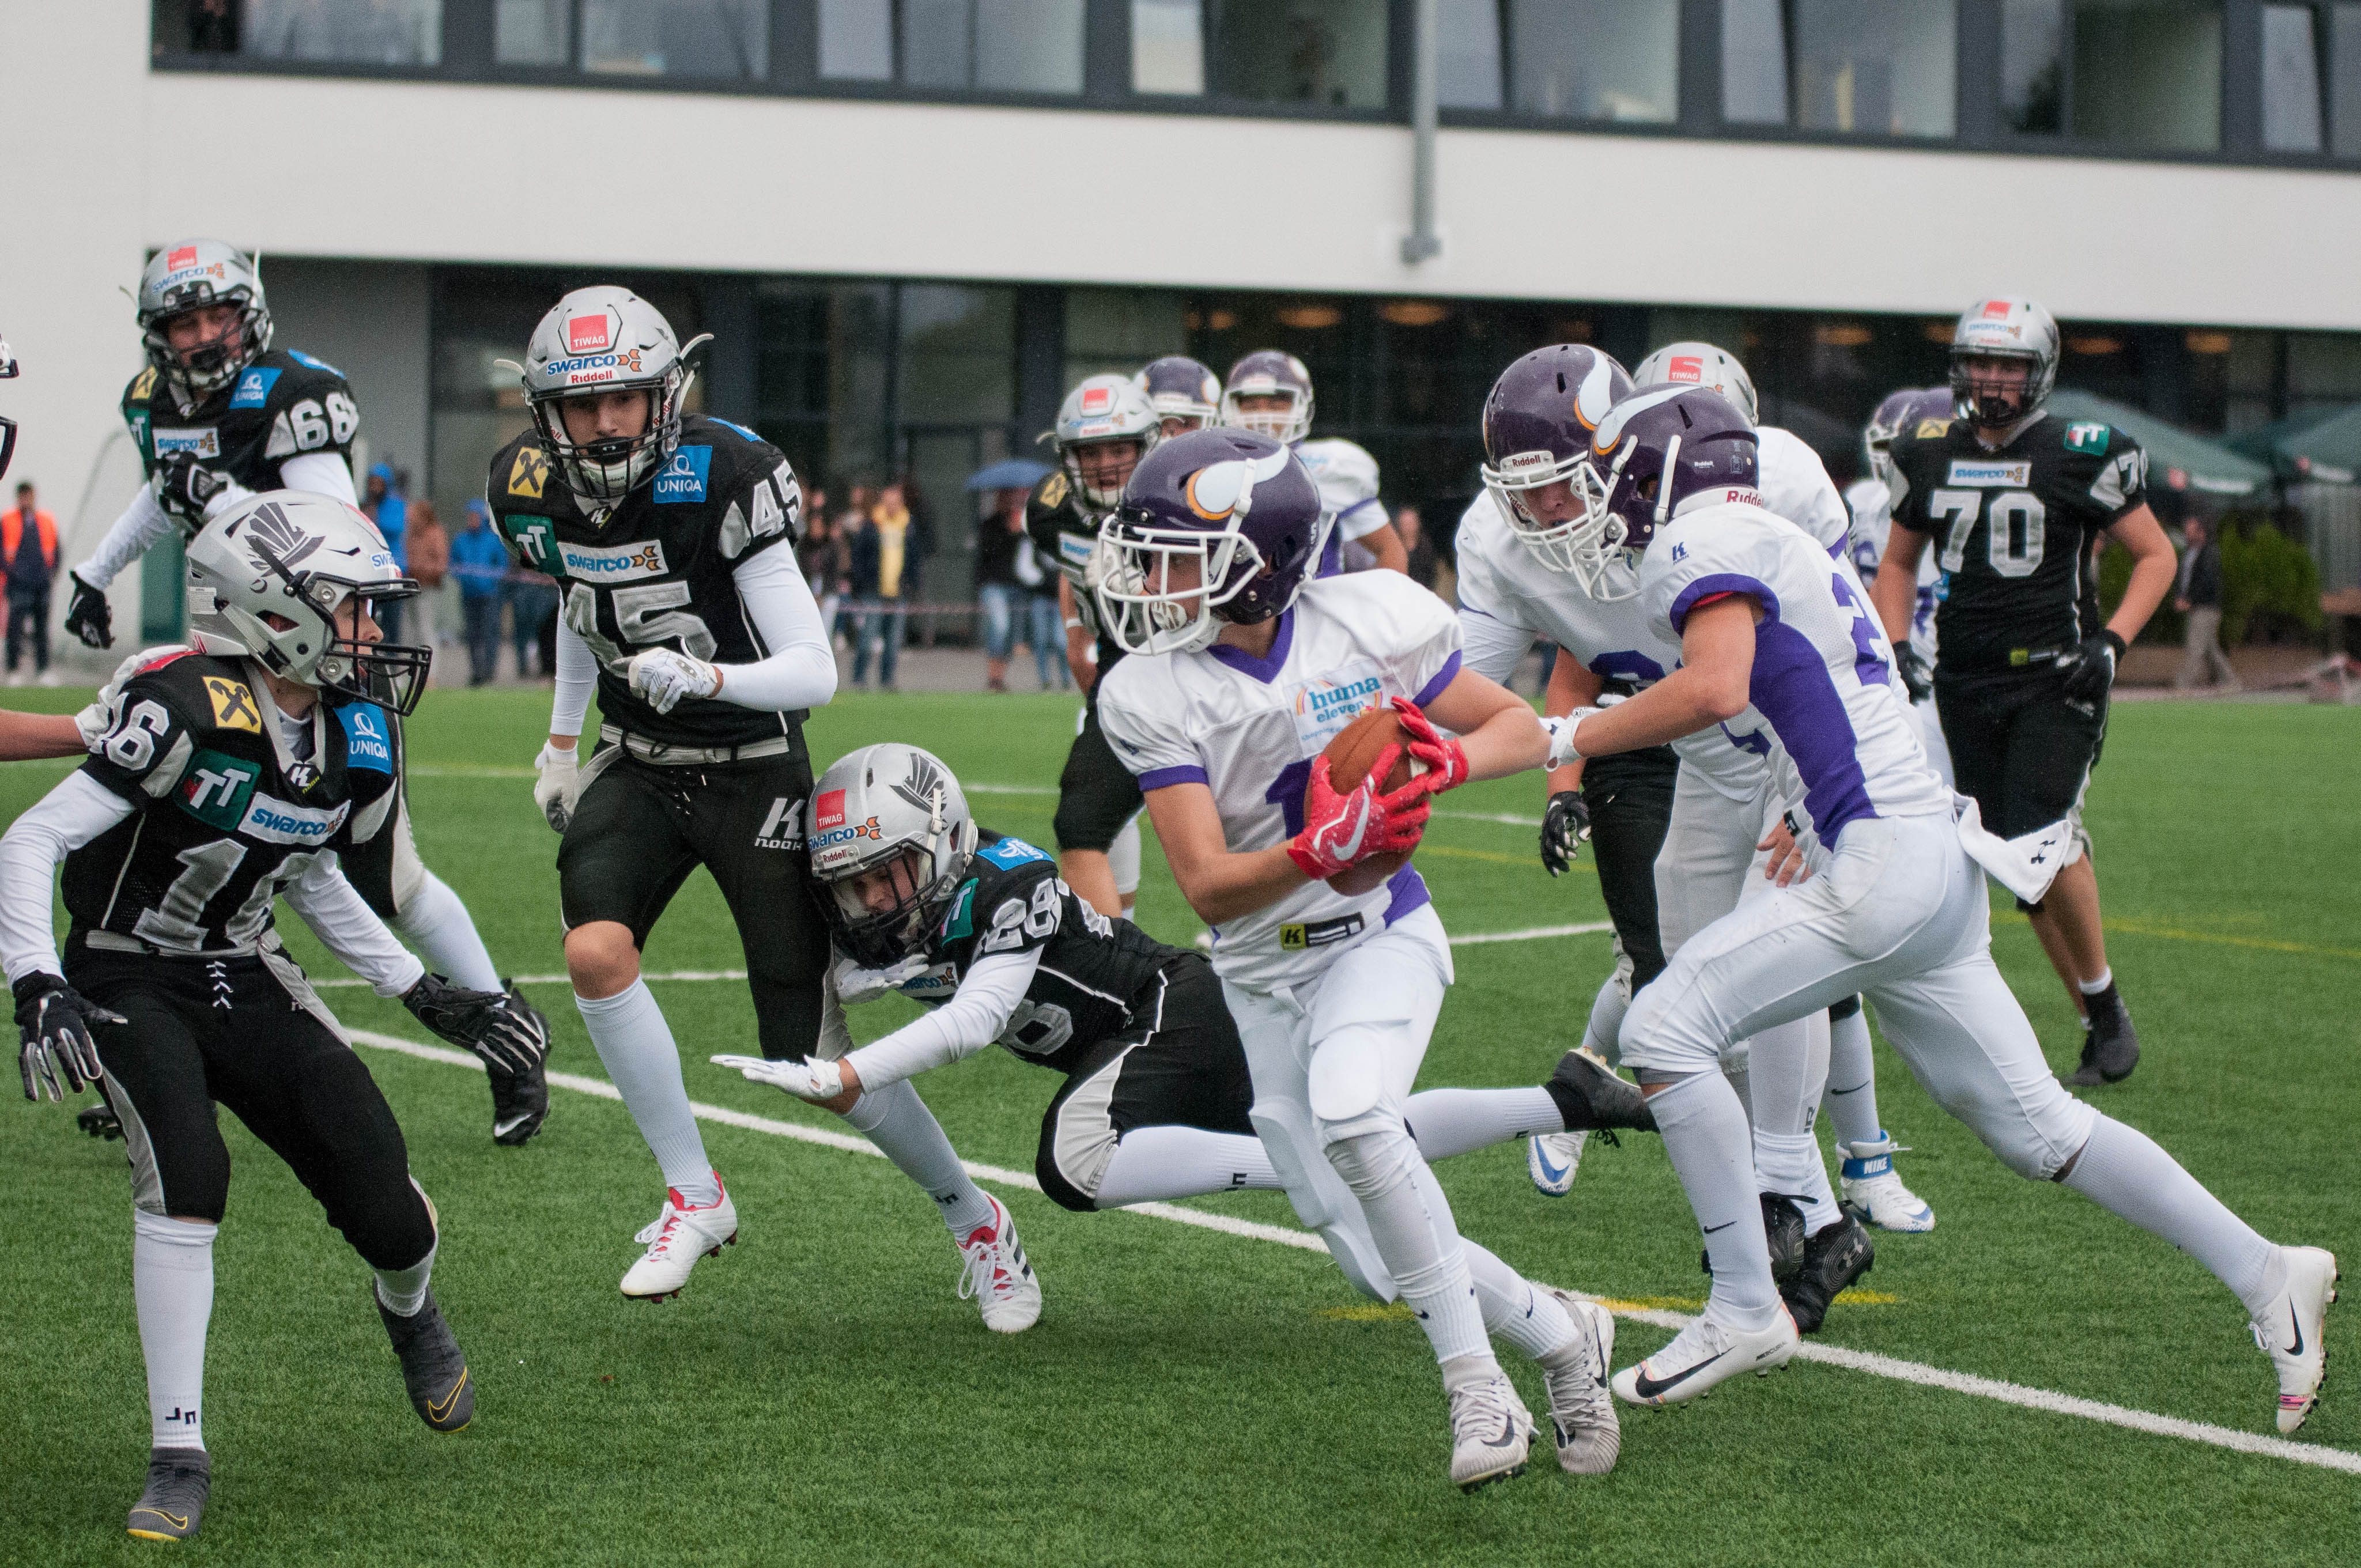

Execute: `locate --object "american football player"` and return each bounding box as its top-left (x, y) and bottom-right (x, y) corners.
top-left (1133, 355), bottom-right (1223, 438)
top-left (1543, 386), bottom-right (2333, 1434)
top-left (1220, 350), bottom-right (1406, 576)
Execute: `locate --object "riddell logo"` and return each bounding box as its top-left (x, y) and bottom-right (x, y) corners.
top-left (1669, 356), bottom-right (1703, 382)
top-left (167, 245), bottom-right (197, 270)
top-left (568, 315), bottom-right (611, 353)
top-left (814, 789), bottom-right (847, 830)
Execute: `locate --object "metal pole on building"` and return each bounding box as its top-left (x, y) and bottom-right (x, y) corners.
top-left (1400, 0), bottom-right (1441, 264)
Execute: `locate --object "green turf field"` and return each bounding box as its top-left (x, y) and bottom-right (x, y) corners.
top-left (2, 685), bottom-right (2355, 1565)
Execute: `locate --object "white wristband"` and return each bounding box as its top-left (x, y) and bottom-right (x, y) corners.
top-left (1544, 708), bottom-right (1603, 772)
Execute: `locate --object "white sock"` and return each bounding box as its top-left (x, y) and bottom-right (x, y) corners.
top-left (841, 1078), bottom-right (996, 1238)
top-left (1724, 1064), bottom-right (1753, 1123)
top-left (1453, 1223), bottom-right (1578, 1362)
top-left (390, 872), bottom-right (503, 992)
top-left (1582, 973), bottom-right (1629, 1064)
top-left (2077, 968), bottom-right (2114, 996)
top-left (133, 1210), bottom-right (215, 1452)
top-left (2062, 1116), bottom-right (2281, 1316)
top-left (1743, 1015), bottom-right (1828, 1139)
top-left (1093, 1125), bottom-right (1279, 1207)
top-left (1403, 1086), bottom-right (1562, 1162)
top-left (1649, 1073), bottom-right (1784, 1329)
top-left (1327, 1129), bottom-right (1493, 1367)
top-left (373, 1236), bottom-right (436, 1318)
top-left (1823, 1002), bottom-right (1883, 1150)
top-left (575, 981), bottom-right (719, 1207)
top-left (1755, 1128), bottom-right (1843, 1234)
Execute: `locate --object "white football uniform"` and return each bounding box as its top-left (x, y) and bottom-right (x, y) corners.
top-left (1846, 475), bottom-right (1952, 786)
top-left (1756, 426), bottom-right (1850, 555)
top-left (1295, 438), bottom-right (1385, 577)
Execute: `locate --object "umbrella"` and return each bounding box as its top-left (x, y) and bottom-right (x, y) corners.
top-left (965, 459), bottom-right (1051, 492)
top-left (2044, 390), bottom-right (2271, 497)
top-left (2228, 404), bottom-right (2361, 485)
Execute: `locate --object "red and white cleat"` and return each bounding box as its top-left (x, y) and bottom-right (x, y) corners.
top-left (955, 1195), bottom-right (1042, 1333)
top-left (619, 1176), bottom-right (738, 1301)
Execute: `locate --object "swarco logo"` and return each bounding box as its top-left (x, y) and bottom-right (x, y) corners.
top-left (557, 540), bottom-right (667, 583)
top-left (551, 348), bottom-right (644, 383)
top-left (812, 817), bottom-right (883, 851)
top-left (1946, 459), bottom-right (2033, 487)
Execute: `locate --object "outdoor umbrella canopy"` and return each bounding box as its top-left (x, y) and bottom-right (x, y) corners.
top-left (965, 459), bottom-right (1052, 492)
top-left (2226, 405), bottom-right (2361, 485)
top-left (2045, 389), bottom-right (2272, 498)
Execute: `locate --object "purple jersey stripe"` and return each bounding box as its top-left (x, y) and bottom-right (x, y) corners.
top-left (1750, 618), bottom-right (1878, 839)
top-left (1411, 650), bottom-right (1462, 708)
top-left (1137, 765), bottom-right (1208, 791)
top-left (1207, 608), bottom-right (1295, 684)
top-left (1382, 863), bottom-right (1430, 925)
top-left (1668, 572), bottom-right (1782, 635)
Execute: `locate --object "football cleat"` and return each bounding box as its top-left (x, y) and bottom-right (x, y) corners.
top-left (1446, 1367), bottom-right (1535, 1491)
top-left (1540, 1290), bottom-right (1619, 1475)
top-left (1528, 1130), bottom-right (1586, 1197)
top-left (1781, 1212), bottom-right (1875, 1335)
top-left (955, 1194), bottom-right (1042, 1333)
top-left (487, 981), bottom-right (551, 1146)
top-left (1612, 1309), bottom-right (1799, 1408)
top-left (2067, 984), bottom-right (2139, 1086)
top-left (1699, 1193), bottom-right (1806, 1283)
top-left (126, 1447), bottom-right (210, 1541)
top-left (377, 1287), bottom-right (474, 1432)
top-left (620, 1178), bottom-right (738, 1301)
top-left (1543, 1047), bottom-right (1655, 1133)
top-left (78, 1101), bottom-right (124, 1141)
top-left (2251, 1245), bottom-right (2339, 1434)
top-left (1838, 1133), bottom-right (1935, 1233)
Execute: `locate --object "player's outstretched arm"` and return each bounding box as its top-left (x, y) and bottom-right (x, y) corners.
top-left (622, 548), bottom-right (837, 715)
top-left (1550, 595), bottom-right (1757, 765)
top-left (0, 774), bottom-right (137, 1100)
top-left (0, 709), bottom-right (93, 762)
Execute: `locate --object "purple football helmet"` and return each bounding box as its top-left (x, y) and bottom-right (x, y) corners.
top-left (1221, 350), bottom-right (1314, 445)
top-left (1094, 427), bottom-right (1323, 655)
top-left (1134, 356), bottom-right (1223, 434)
top-left (1584, 385), bottom-right (1762, 568)
top-left (1863, 387), bottom-right (1952, 489)
top-left (1479, 345), bottom-right (1634, 578)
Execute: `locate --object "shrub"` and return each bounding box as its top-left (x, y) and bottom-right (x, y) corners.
top-left (2099, 516), bottom-right (2322, 647)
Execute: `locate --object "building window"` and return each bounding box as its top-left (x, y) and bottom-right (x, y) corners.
top-left (2006, 1), bottom-right (2222, 150)
top-left (1133, 0), bottom-right (1206, 94)
top-left (237, 0), bottom-right (443, 64)
top-left (1437, 0), bottom-right (1504, 109)
top-left (2334, 5), bottom-right (2361, 155)
top-left (580, 1), bottom-right (768, 78)
top-left (494, 0), bottom-right (569, 65)
top-left (2002, 0), bottom-right (2066, 131)
top-left (819, 0), bottom-right (1085, 93)
top-left (1443, 0), bottom-right (1680, 122)
top-left (1722, 0), bottom-right (1790, 123)
top-left (1723, 2), bottom-right (1956, 136)
top-left (1142, 1), bottom-right (1387, 107)
top-left (2265, 5), bottom-right (2326, 150)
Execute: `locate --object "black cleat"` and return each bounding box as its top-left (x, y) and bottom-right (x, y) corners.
top-left (377, 1287), bottom-right (474, 1432)
top-left (487, 981), bottom-right (550, 1146)
top-left (78, 1101), bottom-right (124, 1141)
top-left (2066, 984), bottom-right (2140, 1086)
top-left (1781, 1212), bottom-right (1875, 1334)
top-left (127, 1447), bottom-right (210, 1541)
top-left (1543, 1049), bottom-right (1656, 1134)
top-left (1701, 1192), bottom-right (1807, 1284)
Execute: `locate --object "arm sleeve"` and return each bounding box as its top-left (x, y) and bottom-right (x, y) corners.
top-left (1095, 666), bottom-right (1206, 787)
top-left (0, 773), bottom-right (135, 984)
top-left (277, 450), bottom-right (359, 506)
top-left (840, 949), bottom-right (1044, 1090)
top-left (1457, 603), bottom-right (1536, 687)
top-left (1335, 497), bottom-right (1389, 542)
top-left (720, 546), bottom-right (839, 712)
top-left (1375, 576), bottom-right (1463, 705)
top-left (550, 615), bottom-right (596, 739)
top-left (74, 486), bottom-right (175, 590)
top-left (281, 854), bottom-right (427, 997)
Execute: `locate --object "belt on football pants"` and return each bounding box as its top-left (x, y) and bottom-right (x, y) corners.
top-left (599, 723), bottom-right (799, 768)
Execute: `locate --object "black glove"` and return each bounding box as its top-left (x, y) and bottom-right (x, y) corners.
top-left (1540, 790), bottom-right (1592, 878)
top-left (402, 972), bottom-right (550, 1076)
top-left (2060, 629), bottom-right (2126, 704)
top-left (154, 451), bottom-right (231, 522)
top-left (64, 571), bottom-right (114, 651)
top-left (1894, 644), bottom-right (1934, 704)
top-left (14, 973), bottom-right (126, 1102)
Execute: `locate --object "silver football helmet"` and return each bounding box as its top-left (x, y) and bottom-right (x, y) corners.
top-left (185, 490), bottom-right (432, 715)
top-left (137, 240), bottom-right (273, 407)
top-left (1221, 350), bottom-right (1316, 446)
top-left (1633, 342), bottom-right (1758, 427)
top-left (808, 744), bottom-right (980, 968)
top-left (1949, 296), bottom-right (2060, 427)
top-left (508, 286), bottom-right (711, 507)
top-left (1045, 374), bottom-right (1162, 512)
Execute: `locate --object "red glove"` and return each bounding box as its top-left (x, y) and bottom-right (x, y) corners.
top-left (1390, 697), bottom-right (1470, 794)
top-left (1285, 747), bottom-right (1431, 881)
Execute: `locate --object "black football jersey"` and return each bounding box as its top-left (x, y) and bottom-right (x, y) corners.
top-left (121, 349), bottom-right (361, 527)
top-left (1886, 412), bottom-right (2148, 675)
top-left (488, 414), bottom-right (806, 751)
top-left (1023, 471), bottom-right (1123, 678)
top-left (889, 833), bottom-right (1177, 1076)
top-left (66, 651), bottom-right (399, 956)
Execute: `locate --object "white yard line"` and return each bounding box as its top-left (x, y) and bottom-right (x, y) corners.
top-left (352, 1026), bottom-right (2359, 1479)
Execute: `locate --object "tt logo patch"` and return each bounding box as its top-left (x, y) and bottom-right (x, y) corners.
top-left (508, 447), bottom-right (550, 500)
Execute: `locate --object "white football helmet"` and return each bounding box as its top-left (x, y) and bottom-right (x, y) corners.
top-left (1950, 296), bottom-right (2060, 426)
top-left (509, 286), bottom-right (711, 506)
top-left (807, 743), bottom-right (980, 968)
top-left (1047, 375), bottom-right (1162, 512)
top-left (1633, 342), bottom-right (1759, 427)
top-left (137, 239), bottom-right (272, 407)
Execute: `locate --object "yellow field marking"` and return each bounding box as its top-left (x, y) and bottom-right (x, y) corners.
top-left (1316, 1303), bottom-right (1416, 1321)
top-left (2098, 917), bottom-right (2361, 963)
top-left (1592, 1290), bottom-right (1899, 1313)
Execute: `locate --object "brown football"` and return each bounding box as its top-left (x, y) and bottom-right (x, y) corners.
top-left (1319, 706), bottom-right (1426, 895)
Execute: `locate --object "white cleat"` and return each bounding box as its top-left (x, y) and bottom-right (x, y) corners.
top-left (1838, 1134), bottom-right (1935, 1233)
top-left (1445, 1365), bottom-right (1535, 1492)
top-left (955, 1195), bottom-right (1042, 1333)
top-left (1612, 1308), bottom-right (1799, 1408)
top-left (619, 1177), bottom-right (738, 1301)
top-left (1528, 1130), bottom-right (1588, 1197)
top-left (2252, 1245), bottom-right (2339, 1434)
top-left (1540, 1290), bottom-right (1619, 1475)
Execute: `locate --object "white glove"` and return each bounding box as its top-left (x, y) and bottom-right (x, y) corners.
top-left (712, 1052), bottom-right (844, 1102)
top-left (1544, 707), bottom-right (1603, 771)
top-left (533, 740), bottom-right (581, 833)
top-left (831, 952), bottom-right (930, 1008)
top-left (626, 648), bottom-right (721, 713)
top-left (76, 645), bottom-right (190, 750)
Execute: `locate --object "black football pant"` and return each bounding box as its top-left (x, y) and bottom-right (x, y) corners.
top-left (1936, 666), bottom-right (2108, 840)
top-left (1054, 694), bottom-right (1146, 853)
top-left (558, 747), bottom-right (832, 1061)
top-left (69, 946), bottom-right (435, 1271)
top-left (1580, 747), bottom-right (1679, 991)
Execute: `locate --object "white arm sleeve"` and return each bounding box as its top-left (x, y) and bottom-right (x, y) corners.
top-left (276, 450), bottom-right (360, 506)
top-left (549, 615), bottom-right (596, 739)
top-left (840, 949), bottom-right (1043, 1090)
top-left (74, 487), bottom-right (176, 591)
top-left (720, 546), bottom-right (838, 712)
top-left (281, 854), bottom-right (426, 998)
top-left (0, 773), bottom-right (135, 984)
top-left (1457, 604), bottom-right (1537, 688)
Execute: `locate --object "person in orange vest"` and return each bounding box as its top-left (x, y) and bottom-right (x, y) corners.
top-left (4, 481), bottom-right (59, 685)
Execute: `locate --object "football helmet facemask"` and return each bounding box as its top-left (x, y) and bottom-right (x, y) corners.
top-left (509, 286), bottom-right (711, 507)
top-left (137, 240), bottom-right (273, 408)
top-left (808, 744), bottom-right (981, 969)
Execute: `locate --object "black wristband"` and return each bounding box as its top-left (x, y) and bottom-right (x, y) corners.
top-left (2099, 629), bottom-right (2127, 658)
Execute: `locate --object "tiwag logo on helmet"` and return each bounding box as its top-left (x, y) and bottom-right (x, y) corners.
top-left (1980, 299), bottom-right (2014, 320)
top-left (568, 315), bottom-right (612, 353)
top-left (814, 789), bottom-right (848, 830)
top-left (1080, 384), bottom-right (1113, 415)
top-left (1667, 356), bottom-right (1704, 383)
top-left (167, 245), bottom-right (198, 271)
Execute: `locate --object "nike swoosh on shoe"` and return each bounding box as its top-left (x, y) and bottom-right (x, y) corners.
top-left (1631, 1349), bottom-right (1728, 1400)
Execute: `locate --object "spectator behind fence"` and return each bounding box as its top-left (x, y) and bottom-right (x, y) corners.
top-left (450, 498), bottom-right (510, 687)
top-left (4, 480), bottom-right (59, 685)
top-left (975, 484), bottom-right (1029, 693)
top-left (1015, 523), bottom-right (1067, 691)
top-left (1394, 504), bottom-right (1440, 594)
top-left (850, 482), bottom-right (911, 692)
top-left (832, 483), bottom-right (871, 649)
top-left (2174, 515), bottom-right (2239, 692)
top-left (363, 462), bottom-right (409, 644)
top-left (404, 498), bottom-right (452, 666)
top-left (798, 496), bottom-right (848, 651)
top-left (504, 547), bottom-right (560, 679)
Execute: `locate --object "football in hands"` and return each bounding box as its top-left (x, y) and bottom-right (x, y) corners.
top-left (1320, 705), bottom-right (1427, 895)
